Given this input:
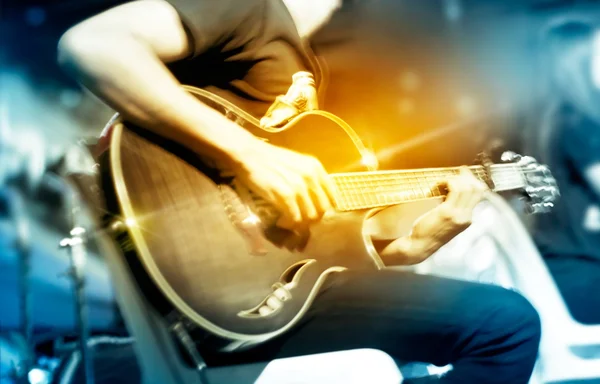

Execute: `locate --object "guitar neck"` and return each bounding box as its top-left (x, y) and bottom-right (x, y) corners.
top-left (330, 164), bottom-right (525, 211)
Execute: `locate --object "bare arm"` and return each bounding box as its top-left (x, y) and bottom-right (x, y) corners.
top-left (57, 0), bottom-right (260, 167)
top-left (58, 0), bottom-right (335, 226)
top-left (367, 168), bottom-right (488, 266)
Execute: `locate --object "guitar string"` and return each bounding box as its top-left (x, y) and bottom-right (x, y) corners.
top-left (330, 169), bottom-right (543, 185)
top-left (331, 170), bottom-right (536, 192)
top-left (330, 168), bottom-right (551, 209)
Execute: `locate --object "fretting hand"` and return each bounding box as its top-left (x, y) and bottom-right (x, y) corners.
top-left (377, 167), bottom-right (489, 265)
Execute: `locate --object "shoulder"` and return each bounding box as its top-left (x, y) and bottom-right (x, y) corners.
top-left (165, 0), bottom-right (266, 33)
top-left (164, 0), bottom-right (267, 56)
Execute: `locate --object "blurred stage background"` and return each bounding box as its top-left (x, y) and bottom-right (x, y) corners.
top-left (1, 0), bottom-right (600, 383)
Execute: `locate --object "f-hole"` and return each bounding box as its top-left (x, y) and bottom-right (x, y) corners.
top-left (280, 260), bottom-right (314, 287)
top-left (237, 260), bottom-right (316, 319)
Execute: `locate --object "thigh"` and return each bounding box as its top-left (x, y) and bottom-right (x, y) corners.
top-left (202, 269), bottom-right (531, 367)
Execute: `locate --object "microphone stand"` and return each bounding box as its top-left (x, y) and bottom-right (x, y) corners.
top-left (0, 187), bottom-right (33, 383)
top-left (57, 174), bottom-right (95, 384)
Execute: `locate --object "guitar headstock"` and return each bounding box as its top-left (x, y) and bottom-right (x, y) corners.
top-left (500, 151), bottom-right (560, 214)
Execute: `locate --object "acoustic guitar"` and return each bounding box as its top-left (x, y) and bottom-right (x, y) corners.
top-left (100, 86), bottom-right (559, 350)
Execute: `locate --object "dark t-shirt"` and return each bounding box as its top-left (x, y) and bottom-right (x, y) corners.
top-left (165, 0), bottom-right (321, 119)
top-left (533, 103), bottom-right (600, 262)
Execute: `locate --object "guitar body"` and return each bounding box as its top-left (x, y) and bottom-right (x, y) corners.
top-left (102, 87), bottom-right (417, 347)
top-left (102, 86), bottom-right (559, 349)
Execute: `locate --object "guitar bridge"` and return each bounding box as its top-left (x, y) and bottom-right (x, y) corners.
top-left (218, 183), bottom-right (270, 256)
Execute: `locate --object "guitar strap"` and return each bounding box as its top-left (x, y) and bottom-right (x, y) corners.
top-left (259, 32), bottom-right (329, 129)
top-left (259, 71), bottom-right (320, 129)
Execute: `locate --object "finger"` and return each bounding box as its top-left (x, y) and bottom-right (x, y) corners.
top-left (287, 174), bottom-right (319, 222)
top-left (458, 166), bottom-right (481, 190)
top-left (310, 170), bottom-right (335, 215)
top-left (276, 215), bottom-right (297, 231)
top-left (464, 182), bottom-right (487, 211)
top-left (442, 178), bottom-right (463, 207)
top-left (310, 181), bottom-right (333, 217)
top-left (458, 166), bottom-right (475, 179)
top-left (321, 173), bottom-right (337, 207)
top-left (308, 157), bottom-right (336, 207)
top-left (459, 166), bottom-right (488, 209)
top-left (450, 185), bottom-right (486, 228)
top-left (297, 188), bottom-right (319, 222)
top-left (451, 167), bottom-right (482, 209)
top-left (274, 185), bottom-right (303, 227)
top-left (437, 199), bottom-right (473, 230)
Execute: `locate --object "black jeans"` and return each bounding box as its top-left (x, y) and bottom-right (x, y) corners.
top-left (203, 270), bottom-right (541, 384)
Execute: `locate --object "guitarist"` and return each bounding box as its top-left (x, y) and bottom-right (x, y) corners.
top-left (57, 0), bottom-right (541, 382)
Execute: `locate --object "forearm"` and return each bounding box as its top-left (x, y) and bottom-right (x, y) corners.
top-left (58, 32), bottom-right (260, 166)
top-left (365, 204), bottom-right (445, 266)
top-left (366, 192), bottom-right (477, 266)
top-left (371, 236), bottom-right (444, 266)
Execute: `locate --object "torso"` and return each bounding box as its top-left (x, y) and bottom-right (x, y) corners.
top-left (167, 0), bottom-right (322, 120)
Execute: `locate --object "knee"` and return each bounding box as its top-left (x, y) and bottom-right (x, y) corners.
top-left (451, 287), bottom-right (542, 383)
top-left (504, 290), bottom-right (541, 341)
top-left (480, 287), bottom-right (542, 352)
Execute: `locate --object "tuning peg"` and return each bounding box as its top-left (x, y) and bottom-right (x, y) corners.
top-left (501, 151), bottom-right (521, 162)
top-left (524, 201), bottom-right (555, 215)
top-left (535, 202), bottom-right (555, 213)
top-left (519, 156), bottom-right (539, 167)
top-left (537, 164), bottom-right (550, 172)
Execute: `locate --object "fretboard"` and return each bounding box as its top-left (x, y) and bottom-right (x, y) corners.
top-left (330, 164), bottom-right (525, 211)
